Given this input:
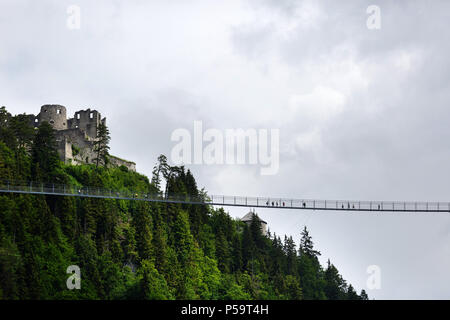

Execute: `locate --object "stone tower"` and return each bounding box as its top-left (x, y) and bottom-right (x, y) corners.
top-left (67, 109), bottom-right (105, 139)
top-left (240, 210), bottom-right (267, 236)
top-left (37, 104), bottom-right (68, 130)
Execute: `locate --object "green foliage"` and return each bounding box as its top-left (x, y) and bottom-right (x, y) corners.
top-left (0, 107), bottom-right (15, 150)
top-left (93, 122), bottom-right (110, 168)
top-left (31, 122), bottom-right (60, 182)
top-left (360, 289), bottom-right (369, 300)
top-left (0, 105), bottom-right (365, 300)
top-left (139, 260), bottom-right (173, 299)
top-left (324, 259), bottom-right (348, 300)
top-left (71, 144), bottom-right (80, 157)
top-left (0, 142), bottom-right (15, 181)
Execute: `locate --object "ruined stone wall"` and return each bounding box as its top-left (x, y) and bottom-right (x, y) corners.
top-left (26, 114), bottom-right (39, 128)
top-left (109, 155), bottom-right (136, 172)
top-left (68, 109), bottom-right (105, 139)
top-left (26, 105), bottom-right (136, 171)
top-left (55, 129), bottom-right (96, 165)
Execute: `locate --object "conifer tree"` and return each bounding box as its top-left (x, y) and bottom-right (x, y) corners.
top-left (346, 284), bottom-right (359, 300)
top-left (31, 121), bottom-right (60, 181)
top-left (324, 259), bottom-right (347, 300)
top-left (139, 260), bottom-right (172, 299)
top-left (151, 154), bottom-right (168, 191)
top-left (360, 289), bottom-right (369, 300)
top-left (284, 236), bottom-right (297, 276)
top-left (11, 114), bottom-right (34, 150)
top-left (0, 108), bottom-right (15, 150)
top-left (298, 227), bottom-right (326, 300)
top-left (231, 235), bottom-right (243, 273)
top-left (299, 226), bottom-right (321, 258)
top-left (132, 202), bottom-right (153, 262)
top-left (93, 122), bottom-right (110, 168)
top-left (215, 229), bottom-right (231, 273)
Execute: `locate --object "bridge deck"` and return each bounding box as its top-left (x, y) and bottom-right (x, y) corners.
top-left (0, 181), bottom-right (449, 213)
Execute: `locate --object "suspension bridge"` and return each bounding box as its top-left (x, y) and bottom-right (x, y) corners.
top-left (0, 180), bottom-right (449, 213)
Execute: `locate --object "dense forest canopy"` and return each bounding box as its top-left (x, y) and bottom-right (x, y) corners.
top-left (0, 106), bottom-right (368, 300)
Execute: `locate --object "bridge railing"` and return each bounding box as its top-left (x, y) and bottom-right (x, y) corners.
top-left (1, 180), bottom-right (450, 212)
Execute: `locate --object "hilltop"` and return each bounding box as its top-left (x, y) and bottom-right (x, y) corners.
top-left (0, 105), bottom-right (367, 300)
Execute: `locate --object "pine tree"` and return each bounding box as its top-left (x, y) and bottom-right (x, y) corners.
top-left (93, 122), bottom-right (110, 168)
top-left (249, 213), bottom-right (265, 251)
top-left (0, 107), bottom-right (16, 150)
top-left (299, 226), bottom-right (321, 258)
top-left (324, 259), bottom-right (347, 300)
top-left (241, 224), bottom-right (255, 272)
top-left (139, 259), bottom-right (173, 299)
top-left (151, 154), bottom-right (168, 191)
top-left (151, 154), bottom-right (180, 198)
top-left (285, 275), bottom-right (303, 300)
top-left (132, 202), bottom-right (153, 262)
top-left (11, 114), bottom-right (34, 150)
top-left (346, 284), bottom-right (359, 300)
top-left (31, 121), bottom-right (60, 181)
top-left (231, 235), bottom-right (243, 272)
top-left (284, 236), bottom-right (297, 276)
top-left (215, 229), bottom-right (230, 273)
top-left (360, 289), bottom-right (369, 300)
top-left (152, 207), bottom-right (169, 275)
top-left (0, 142), bottom-right (15, 182)
top-left (298, 227), bottom-right (326, 300)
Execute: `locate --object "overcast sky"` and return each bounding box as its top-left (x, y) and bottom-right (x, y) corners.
top-left (2, 0), bottom-right (450, 299)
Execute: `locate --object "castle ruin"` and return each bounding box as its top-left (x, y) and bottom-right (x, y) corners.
top-left (27, 104), bottom-right (136, 171)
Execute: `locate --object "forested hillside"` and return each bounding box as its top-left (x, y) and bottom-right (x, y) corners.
top-left (0, 106), bottom-right (368, 300)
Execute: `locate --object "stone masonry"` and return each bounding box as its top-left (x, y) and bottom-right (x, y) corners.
top-left (27, 104), bottom-right (136, 171)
